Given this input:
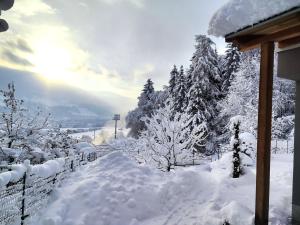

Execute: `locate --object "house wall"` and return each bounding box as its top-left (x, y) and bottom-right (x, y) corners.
top-left (278, 48), bottom-right (300, 223)
top-left (293, 82), bottom-right (300, 224)
top-left (278, 47), bottom-right (300, 81)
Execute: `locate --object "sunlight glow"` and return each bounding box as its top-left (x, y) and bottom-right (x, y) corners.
top-left (30, 37), bottom-right (73, 82)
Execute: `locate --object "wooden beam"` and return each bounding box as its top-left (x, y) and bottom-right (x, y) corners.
top-left (278, 36), bottom-right (300, 48)
top-left (255, 42), bottom-right (274, 225)
top-left (228, 25), bottom-right (300, 51)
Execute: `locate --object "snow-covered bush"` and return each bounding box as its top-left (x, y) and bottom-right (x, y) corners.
top-left (239, 132), bottom-right (256, 160)
top-left (74, 142), bottom-right (96, 154)
top-left (272, 115), bottom-right (294, 140)
top-left (140, 103), bottom-right (206, 171)
top-left (230, 117), bottom-right (242, 178)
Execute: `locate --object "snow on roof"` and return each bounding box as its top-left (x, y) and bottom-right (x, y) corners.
top-left (208, 0), bottom-right (300, 37)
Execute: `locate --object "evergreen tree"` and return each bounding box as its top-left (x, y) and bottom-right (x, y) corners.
top-left (186, 35), bottom-right (222, 154)
top-left (173, 65), bottom-right (187, 113)
top-left (221, 50), bottom-right (260, 136)
top-left (137, 79), bottom-right (155, 116)
top-left (126, 79), bottom-right (156, 138)
top-left (221, 43), bottom-right (241, 96)
top-left (168, 65), bottom-right (179, 100)
top-left (231, 119), bottom-right (242, 178)
top-left (222, 49), bottom-right (295, 139)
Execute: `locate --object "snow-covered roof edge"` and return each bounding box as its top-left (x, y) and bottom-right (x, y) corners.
top-left (208, 0), bottom-right (300, 37)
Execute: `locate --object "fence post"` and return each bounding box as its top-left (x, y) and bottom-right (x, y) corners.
top-left (71, 160), bottom-right (74, 172)
top-left (21, 172), bottom-right (29, 225)
top-left (53, 173), bottom-right (57, 185)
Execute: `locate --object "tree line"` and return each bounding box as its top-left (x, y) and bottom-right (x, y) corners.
top-left (125, 35), bottom-right (295, 171)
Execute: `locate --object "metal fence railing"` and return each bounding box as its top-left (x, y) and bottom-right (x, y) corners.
top-left (0, 145), bottom-right (114, 225)
top-left (271, 139), bottom-right (294, 154)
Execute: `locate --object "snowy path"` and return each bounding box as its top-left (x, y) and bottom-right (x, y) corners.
top-left (29, 152), bottom-right (293, 225)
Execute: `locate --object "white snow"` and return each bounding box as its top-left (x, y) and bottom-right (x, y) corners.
top-left (74, 142), bottom-right (96, 154)
top-left (0, 157), bottom-right (65, 186)
top-left (0, 161), bottom-right (28, 187)
top-left (29, 151), bottom-right (293, 225)
top-left (208, 0), bottom-right (300, 37)
top-left (31, 158), bottom-right (65, 178)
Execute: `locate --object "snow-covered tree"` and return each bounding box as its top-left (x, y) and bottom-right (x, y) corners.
top-left (141, 103), bottom-right (206, 171)
top-left (168, 65), bottom-right (179, 100)
top-left (173, 65), bottom-right (187, 113)
top-left (126, 79), bottom-right (156, 138)
top-left (231, 118), bottom-right (242, 178)
top-left (0, 83), bottom-right (53, 163)
top-left (186, 35), bottom-right (222, 154)
top-left (222, 49), bottom-right (295, 140)
top-left (221, 43), bottom-right (241, 96)
top-left (0, 82), bottom-right (26, 149)
top-left (272, 56), bottom-right (295, 139)
top-left (221, 50), bottom-right (260, 136)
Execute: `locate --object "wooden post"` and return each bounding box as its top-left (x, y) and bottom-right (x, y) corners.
top-left (114, 119), bottom-right (118, 139)
top-left (255, 41), bottom-right (274, 225)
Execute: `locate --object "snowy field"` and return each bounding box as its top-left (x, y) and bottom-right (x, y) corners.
top-left (70, 125), bottom-right (128, 145)
top-left (28, 151), bottom-right (293, 225)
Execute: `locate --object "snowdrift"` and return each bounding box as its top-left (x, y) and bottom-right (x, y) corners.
top-left (30, 152), bottom-right (293, 225)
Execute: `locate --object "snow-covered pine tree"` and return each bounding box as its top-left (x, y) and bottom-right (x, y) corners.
top-left (221, 43), bottom-right (241, 96)
top-left (186, 35), bottom-right (222, 154)
top-left (173, 65), bottom-right (187, 113)
top-left (168, 65), bottom-right (179, 100)
top-left (221, 49), bottom-right (260, 136)
top-left (216, 43), bottom-right (241, 146)
top-left (126, 79), bottom-right (156, 138)
top-left (222, 49), bottom-right (295, 140)
top-left (231, 119), bottom-right (242, 178)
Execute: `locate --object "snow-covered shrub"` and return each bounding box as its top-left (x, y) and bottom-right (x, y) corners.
top-left (240, 132), bottom-right (256, 160)
top-left (140, 103), bottom-right (206, 171)
top-left (230, 117), bottom-right (242, 178)
top-left (272, 115), bottom-right (294, 140)
top-left (74, 142), bottom-right (96, 154)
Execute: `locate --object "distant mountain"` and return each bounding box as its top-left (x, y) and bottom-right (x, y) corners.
top-left (0, 67), bottom-right (114, 128)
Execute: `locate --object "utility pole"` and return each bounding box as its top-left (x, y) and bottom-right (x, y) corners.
top-left (113, 114), bottom-right (120, 139)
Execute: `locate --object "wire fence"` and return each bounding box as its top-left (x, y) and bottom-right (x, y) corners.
top-left (0, 144), bottom-right (114, 225)
top-left (271, 139), bottom-right (294, 154)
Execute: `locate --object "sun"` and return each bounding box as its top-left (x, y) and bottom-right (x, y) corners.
top-left (29, 35), bottom-right (73, 82)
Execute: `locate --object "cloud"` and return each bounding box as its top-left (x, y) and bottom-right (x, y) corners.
top-left (7, 38), bottom-right (33, 53)
top-left (0, 0), bottom-right (229, 113)
top-left (2, 50), bottom-right (33, 66)
top-left (10, 0), bottom-right (54, 18)
top-left (99, 0), bottom-right (145, 8)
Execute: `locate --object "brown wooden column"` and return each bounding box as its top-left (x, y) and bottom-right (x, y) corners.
top-left (255, 41), bottom-right (274, 225)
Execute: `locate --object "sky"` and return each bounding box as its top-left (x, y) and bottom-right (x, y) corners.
top-left (0, 0), bottom-right (229, 116)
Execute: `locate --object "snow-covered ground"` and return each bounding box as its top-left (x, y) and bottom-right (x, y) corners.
top-left (70, 126), bottom-right (128, 145)
top-left (28, 151), bottom-right (293, 225)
